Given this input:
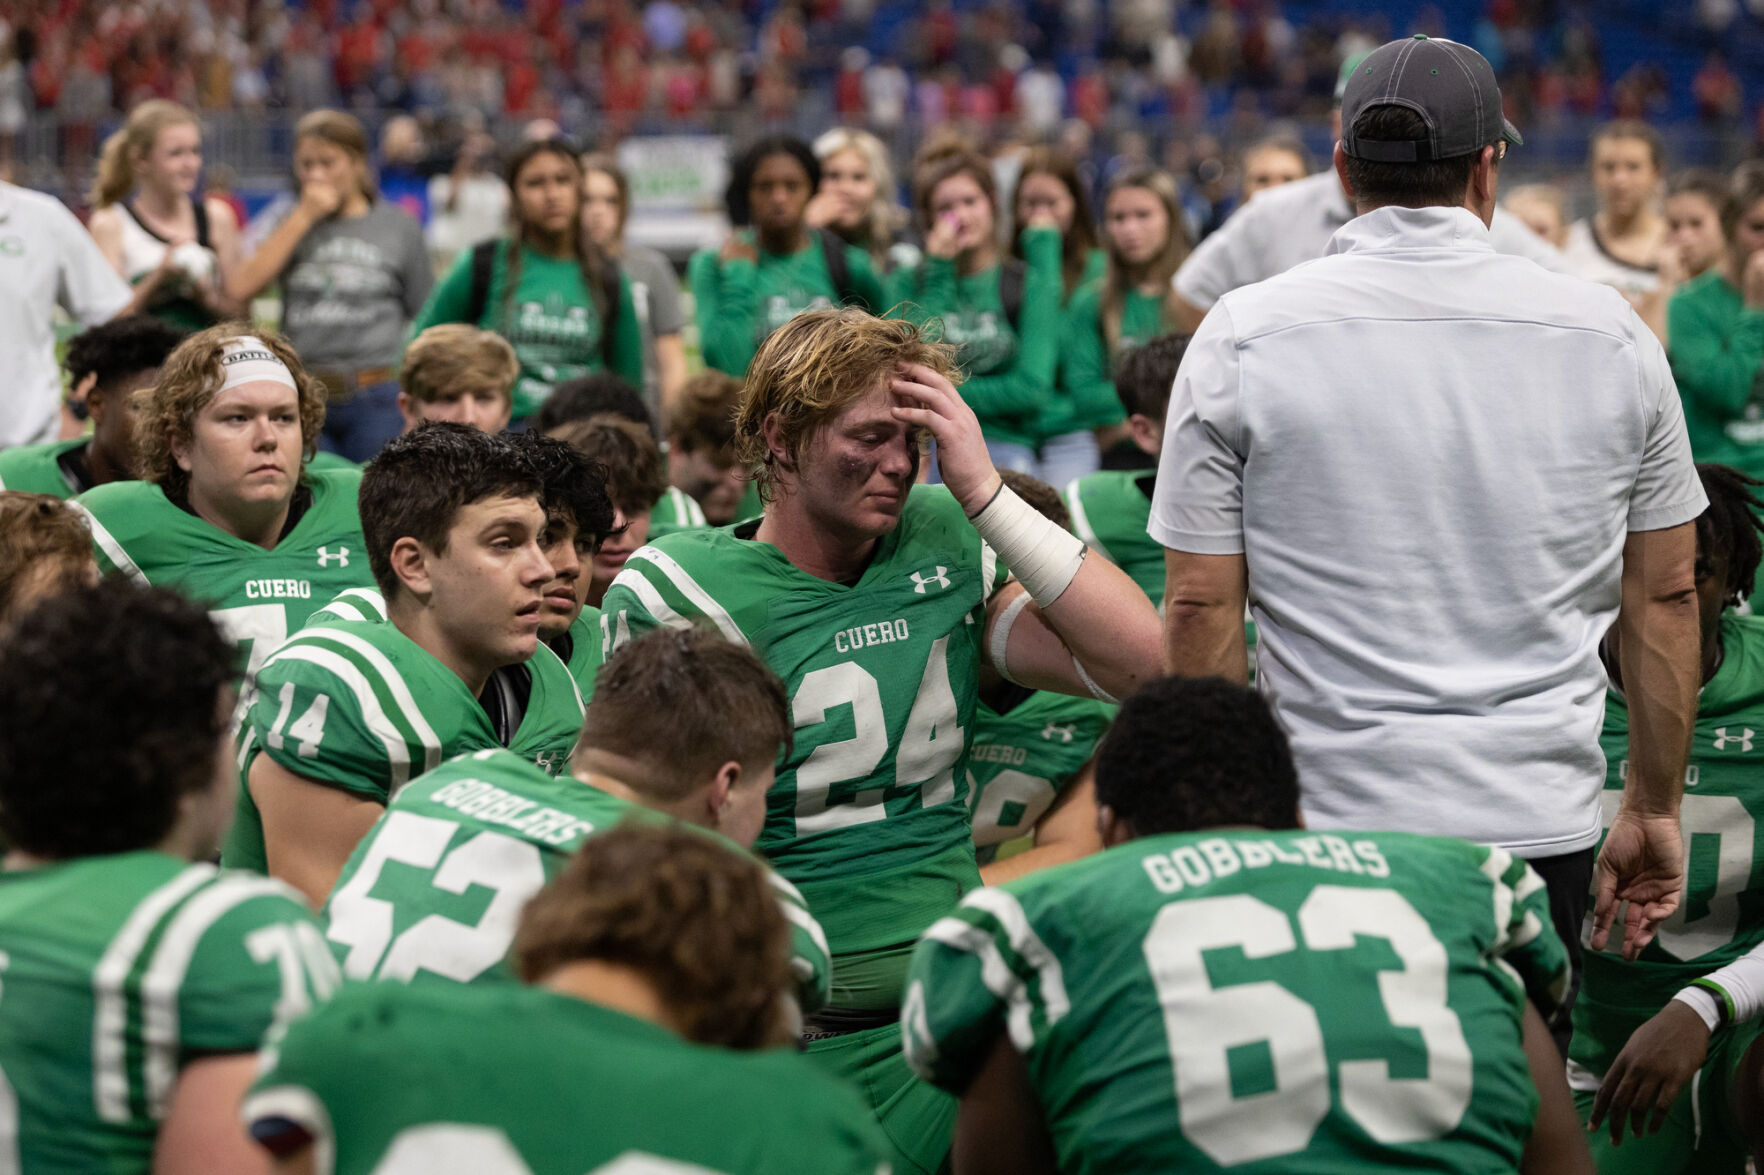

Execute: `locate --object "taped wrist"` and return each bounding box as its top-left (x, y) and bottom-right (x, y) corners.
top-left (969, 486), bottom-right (1086, 606)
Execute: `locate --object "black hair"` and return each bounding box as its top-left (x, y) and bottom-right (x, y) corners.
top-left (1343, 105), bottom-right (1488, 210)
top-left (359, 422), bottom-right (544, 600)
top-left (724, 135), bottom-right (820, 227)
top-left (65, 315), bottom-right (186, 393)
top-left (1095, 677), bottom-right (1300, 837)
top-left (532, 373), bottom-right (650, 435)
top-left (1114, 333), bottom-right (1190, 420)
top-left (508, 430), bottom-right (616, 553)
top-left (0, 579), bottom-right (236, 858)
top-left (1696, 464), bottom-right (1764, 606)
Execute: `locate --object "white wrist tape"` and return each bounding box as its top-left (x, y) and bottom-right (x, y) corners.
top-left (987, 589), bottom-right (1034, 683)
top-left (1673, 987), bottom-right (1724, 1033)
top-left (969, 486), bottom-right (1086, 606)
top-left (218, 338), bottom-right (298, 393)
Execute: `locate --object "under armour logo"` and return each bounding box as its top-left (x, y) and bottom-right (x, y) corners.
top-left (533, 750), bottom-right (567, 775)
top-left (1042, 722), bottom-right (1076, 743)
top-left (1714, 727), bottom-right (1756, 752)
top-left (316, 546), bottom-right (349, 568)
top-left (909, 566), bottom-right (950, 594)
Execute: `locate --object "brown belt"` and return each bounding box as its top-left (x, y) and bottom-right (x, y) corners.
top-left (313, 366), bottom-right (396, 401)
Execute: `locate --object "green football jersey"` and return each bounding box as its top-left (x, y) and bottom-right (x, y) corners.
top-left (1570, 612), bottom-right (1764, 1084)
top-left (0, 852), bottom-right (340, 1173)
top-left (647, 485), bottom-right (708, 539)
top-left (221, 619), bottom-right (585, 873)
top-left (906, 829), bottom-right (1569, 1175)
top-left (1064, 471), bottom-right (1163, 604)
top-left (0, 438), bottom-right (92, 497)
top-left (968, 688), bottom-right (1114, 864)
top-left (323, 747), bottom-right (831, 1011)
top-left (599, 486), bottom-right (995, 1009)
top-left (247, 981), bottom-right (889, 1175)
top-left (73, 469), bottom-right (372, 677)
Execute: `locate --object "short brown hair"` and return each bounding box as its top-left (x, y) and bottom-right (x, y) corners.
top-left (295, 109), bottom-right (376, 198)
top-left (998, 469), bottom-right (1069, 531)
top-left (132, 323), bottom-right (327, 502)
top-left (1591, 119), bottom-right (1664, 173)
top-left (914, 147), bottom-right (998, 235)
top-left (545, 415), bottom-right (667, 516)
top-left (575, 627), bottom-right (791, 796)
top-left (512, 821), bottom-right (793, 1049)
top-left (400, 324), bottom-right (519, 405)
top-left (665, 371), bottom-right (744, 457)
top-left (734, 308), bottom-right (958, 503)
top-left (0, 493), bottom-right (95, 626)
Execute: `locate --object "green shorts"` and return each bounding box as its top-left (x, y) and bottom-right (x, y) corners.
top-left (1573, 1017), bottom-right (1764, 1174)
top-left (806, 1021), bottom-right (955, 1175)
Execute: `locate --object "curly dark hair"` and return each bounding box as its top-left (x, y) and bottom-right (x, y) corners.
top-left (65, 315), bottom-right (185, 394)
top-left (544, 415), bottom-right (667, 517)
top-left (358, 422), bottom-right (544, 601)
top-left (1095, 676), bottom-right (1301, 838)
top-left (0, 579), bottom-right (236, 858)
top-left (513, 820), bottom-right (794, 1050)
top-left (1696, 464), bottom-right (1764, 607)
top-left (507, 430), bottom-right (616, 554)
top-left (532, 372), bottom-right (650, 435)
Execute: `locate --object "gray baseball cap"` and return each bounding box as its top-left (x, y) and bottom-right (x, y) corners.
top-left (1340, 35), bottom-right (1522, 162)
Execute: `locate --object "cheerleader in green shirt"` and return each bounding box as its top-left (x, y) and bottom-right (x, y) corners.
top-left (1061, 166), bottom-right (1191, 465)
top-left (1010, 146), bottom-right (1109, 485)
top-left (412, 139), bottom-right (643, 424)
top-left (689, 136), bottom-right (886, 378)
top-left (889, 148), bottom-right (1065, 474)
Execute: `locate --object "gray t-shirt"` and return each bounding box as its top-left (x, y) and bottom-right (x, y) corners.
top-left (619, 243), bottom-right (684, 421)
top-left (1152, 205), bottom-right (1706, 856)
top-left (281, 201), bottom-right (434, 371)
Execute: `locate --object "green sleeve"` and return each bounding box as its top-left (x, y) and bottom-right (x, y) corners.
top-left (885, 261), bottom-right (922, 316)
top-left (409, 246), bottom-right (480, 337)
top-left (1668, 287), bottom-right (1764, 418)
top-left (248, 645), bottom-right (398, 804)
top-left (1482, 844), bottom-right (1572, 1020)
top-left (956, 231), bottom-right (1060, 426)
top-left (845, 245), bottom-right (888, 314)
top-left (1057, 280), bottom-right (1117, 434)
top-left (689, 248), bottom-right (760, 376)
top-left (181, 889), bottom-right (340, 1055)
top-left (611, 272), bottom-right (645, 386)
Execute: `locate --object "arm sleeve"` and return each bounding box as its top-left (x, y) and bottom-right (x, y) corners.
top-left (408, 246), bottom-right (478, 335)
top-left (1146, 301), bottom-right (1246, 554)
top-left (398, 216), bottom-right (436, 319)
top-left (1631, 325), bottom-right (1711, 531)
top-left (54, 203), bottom-right (133, 324)
top-left (688, 248), bottom-right (760, 376)
top-left (1667, 287), bottom-right (1764, 419)
top-left (248, 646), bottom-right (401, 803)
top-left (610, 271), bottom-right (645, 386)
top-left (1482, 846), bottom-right (1572, 1022)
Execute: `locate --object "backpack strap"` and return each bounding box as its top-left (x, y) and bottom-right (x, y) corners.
top-left (191, 195), bottom-right (211, 247)
top-left (466, 239), bottom-right (501, 327)
top-left (818, 227), bottom-right (869, 312)
top-left (599, 258), bottom-right (621, 367)
top-left (998, 258), bottom-right (1026, 333)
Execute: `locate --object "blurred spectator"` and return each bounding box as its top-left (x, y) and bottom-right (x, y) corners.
top-left (378, 115), bottom-right (432, 226)
top-left (85, 100), bottom-right (241, 333)
top-left (1504, 183), bottom-right (1570, 250)
top-left (1240, 133), bottom-right (1311, 200)
top-left (808, 127), bottom-right (917, 273)
top-left (231, 110), bottom-right (433, 463)
top-left (428, 129), bottom-right (509, 263)
top-left (1562, 120), bottom-right (1666, 301)
top-left (1694, 51), bottom-right (1744, 125)
top-left (1665, 169), bottom-right (1733, 284)
top-left (862, 54), bottom-right (911, 133)
top-left (581, 152), bottom-right (687, 423)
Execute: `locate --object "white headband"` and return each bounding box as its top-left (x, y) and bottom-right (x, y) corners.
top-left (217, 338), bottom-right (298, 393)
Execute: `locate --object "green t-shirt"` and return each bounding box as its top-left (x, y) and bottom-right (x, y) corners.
top-left (1571, 613), bottom-right (1764, 1081)
top-left (412, 240), bottom-right (645, 421)
top-left (888, 228), bottom-right (1065, 449)
top-left (687, 232), bottom-right (886, 378)
top-left (221, 618), bottom-right (586, 873)
top-left (1057, 280), bottom-right (1171, 435)
top-left (968, 687), bottom-right (1114, 864)
top-left (73, 469), bottom-right (372, 677)
top-left (1667, 268), bottom-right (1764, 480)
top-left (0, 852), bottom-right (339, 1173)
top-left (600, 486), bottom-right (994, 1009)
top-left (906, 829), bottom-right (1569, 1174)
top-left (323, 747), bottom-right (832, 1010)
top-left (647, 484), bottom-right (708, 538)
top-left (0, 438), bottom-right (93, 497)
top-left (246, 981), bottom-right (891, 1175)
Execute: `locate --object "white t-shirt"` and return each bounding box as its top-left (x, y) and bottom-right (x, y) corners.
top-left (1561, 218), bottom-right (1660, 299)
top-left (0, 184), bottom-right (132, 449)
top-left (1174, 170), bottom-right (1571, 309)
top-left (1151, 205), bottom-right (1706, 856)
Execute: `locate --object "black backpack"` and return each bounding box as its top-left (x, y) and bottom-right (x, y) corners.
top-left (816, 227), bottom-right (875, 313)
top-left (466, 239), bottom-right (621, 367)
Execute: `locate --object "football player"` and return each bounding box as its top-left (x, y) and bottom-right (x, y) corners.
top-left (0, 581), bottom-right (338, 1174)
top-left (599, 307), bottom-right (1163, 1174)
top-left (322, 626), bottom-right (831, 1012)
top-left (247, 823), bottom-right (889, 1175)
top-left (0, 315), bottom-right (183, 496)
top-left (906, 676), bottom-right (1591, 1175)
top-left (222, 423), bottom-right (586, 905)
top-left (1571, 463), bottom-right (1764, 1168)
top-left (72, 323), bottom-right (371, 676)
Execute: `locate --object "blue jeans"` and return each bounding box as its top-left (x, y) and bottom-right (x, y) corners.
top-left (984, 438), bottom-right (1037, 475)
top-left (318, 380), bottom-right (403, 464)
top-left (1034, 429), bottom-right (1100, 489)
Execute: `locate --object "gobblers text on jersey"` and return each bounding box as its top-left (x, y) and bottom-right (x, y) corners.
top-left (1142, 833), bottom-right (1392, 894)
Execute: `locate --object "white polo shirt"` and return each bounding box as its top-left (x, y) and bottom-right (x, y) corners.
top-left (1152, 205), bottom-right (1706, 856)
top-left (0, 184), bottom-right (132, 449)
top-left (1174, 169), bottom-right (1570, 309)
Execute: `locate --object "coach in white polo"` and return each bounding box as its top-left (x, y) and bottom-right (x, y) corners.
top-left (1154, 35), bottom-right (1705, 1041)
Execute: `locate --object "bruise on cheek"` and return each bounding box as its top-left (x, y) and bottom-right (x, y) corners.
top-left (836, 452), bottom-right (877, 483)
